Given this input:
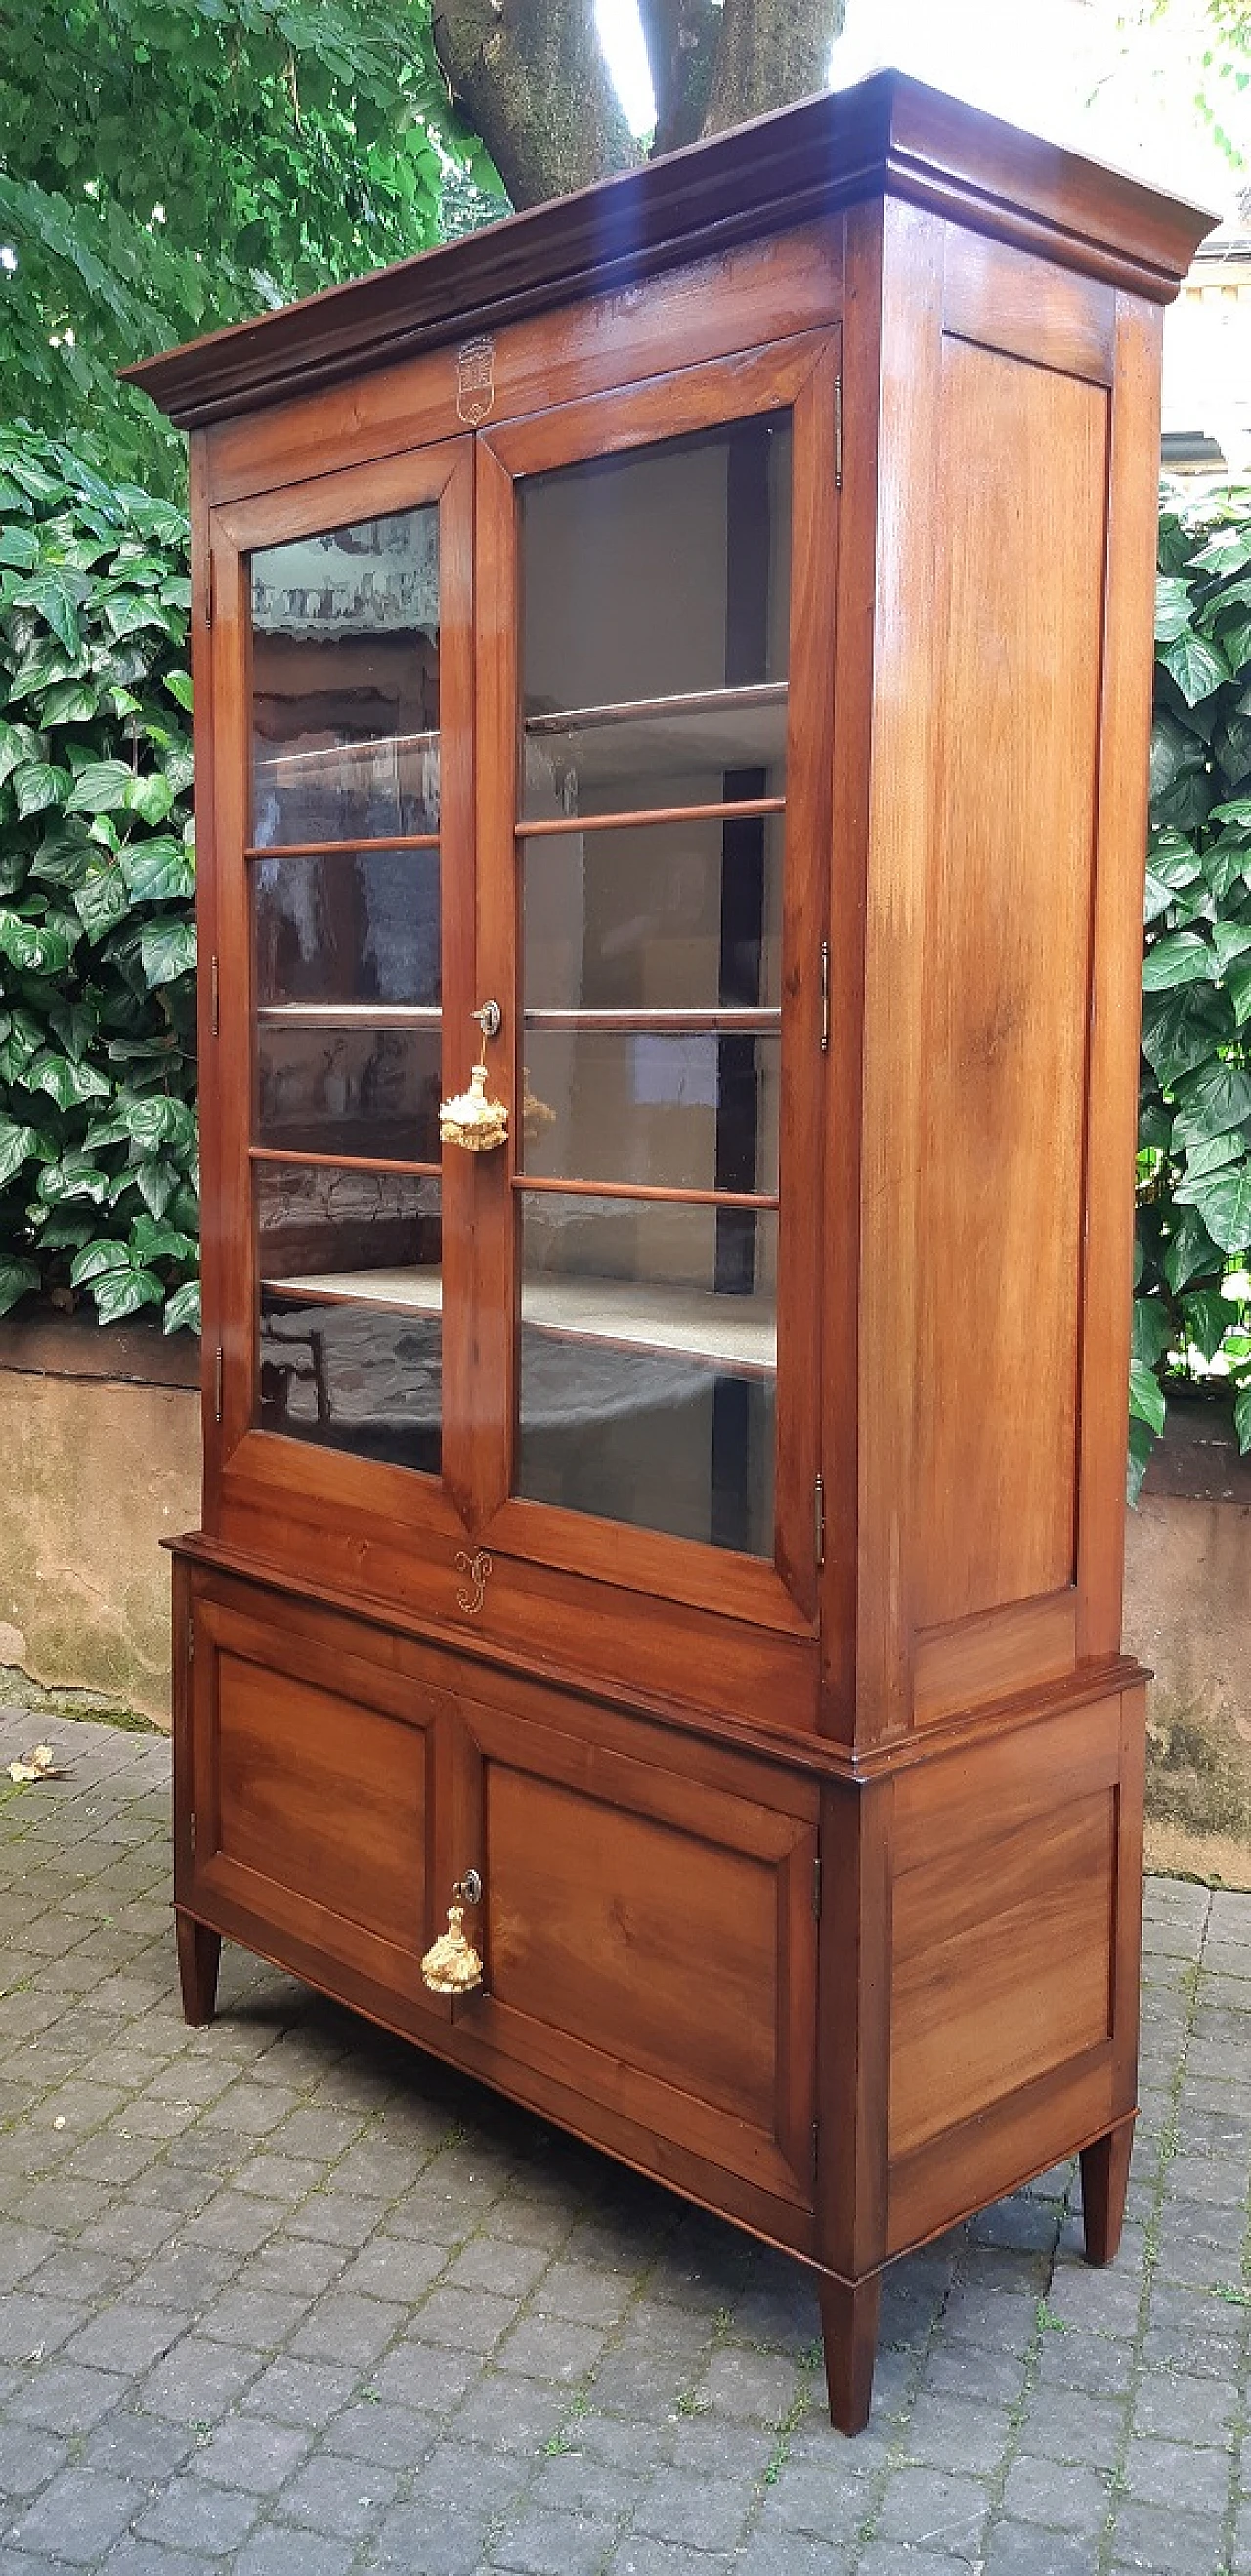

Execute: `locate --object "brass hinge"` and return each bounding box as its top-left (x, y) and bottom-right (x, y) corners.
top-left (835, 371), bottom-right (843, 491)
top-left (814, 1471), bottom-right (826, 1571)
top-left (812, 2118), bottom-right (820, 2178)
top-left (205, 554), bottom-right (214, 630)
top-left (812, 1856), bottom-right (822, 1920)
top-left (210, 954), bottom-right (219, 1040)
top-left (187, 1612), bottom-right (194, 1665)
top-left (213, 1344), bottom-right (224, 1425)
top-left (189, 1812), bottom-right (196, 1859)
top-left (820, 939), bottom-right (830, 1054)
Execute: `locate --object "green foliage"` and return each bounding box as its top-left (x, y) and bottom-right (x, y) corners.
top-left (0, 0), bottom-right (504, 491)
top-left (1134, 481), bottom-right (1251, 1497)
top-left (0, 428), bottom-right (198, 1334)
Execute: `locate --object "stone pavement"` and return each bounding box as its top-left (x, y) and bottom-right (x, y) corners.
top-left (0, 1708), bottom-right (1247, 2576)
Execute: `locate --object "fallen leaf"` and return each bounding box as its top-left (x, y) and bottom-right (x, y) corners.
top-left (7, 1744), bottom-right (68, 1784)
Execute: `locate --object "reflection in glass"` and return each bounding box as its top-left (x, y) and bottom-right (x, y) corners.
top-left (523, 816), bottom-right (783, 1015)
top-left (259, 1296), bottom-right (441, 1473)
top-left (255, 1165), bottom-right (442, 1469)
top-left (523, 694), bottom-right (786, 822)
top-left (251, 507), bottom-right (440, 848)
top-left (520, 414), bottom-right (790, 818)
top-left (253, 848), bottom-right (440, 1008)
top-left (521, 1031), bottom-right (779, 1195)
top-left (256, 1025), bottom-right (442, 1164)
top-left (516, 1196), bottom-right (776, 1552)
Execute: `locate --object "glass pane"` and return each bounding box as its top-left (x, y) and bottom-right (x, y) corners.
top-left (516, 1195), bottom-right (776, 1552)
top-left (524, 816), bottom-right (783, 1014)
top-left (254, 848), bottom-right (440, 1008)
top-left (251, 507), bottom-right (440, 848)
top-left (257, 1024), bottom-right (442, 1164)
top-left (255, 1163), bottom-right (441, 1470)
top-left (520, 415), bottom-right (790, 819)
top-left (522, 1032), bottom-right (779, 1195)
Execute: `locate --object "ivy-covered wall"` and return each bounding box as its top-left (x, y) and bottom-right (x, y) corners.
top-left (0, 432), bottom-right (197, 1332)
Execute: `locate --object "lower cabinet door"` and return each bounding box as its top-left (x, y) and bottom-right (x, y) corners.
top-left (184, 1586), bottom-right (444, 2009)
top-left (453, 1694), bottom-right (820, 2220)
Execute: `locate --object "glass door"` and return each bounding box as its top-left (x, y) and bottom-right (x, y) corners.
top-left (473, 341), bottom-right (837, 1625)
top-left (209, 444), bottom-right (475, 1532)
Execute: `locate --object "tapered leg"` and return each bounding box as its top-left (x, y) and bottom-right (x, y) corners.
top-left (819, 2271), bottom-right (882, 2436)
top-left (1080, 2118), bottom-right (1135, 2266)
top-left (176, 1913), bottom-right (221, 2027)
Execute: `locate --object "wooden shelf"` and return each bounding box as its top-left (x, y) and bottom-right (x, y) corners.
top-left (257, 1003), bottom-right (442, 1029)
top-left (522, 1008), bottom-right (779, 1034)
top-left (525, 682), bottom-right (788, 734)
top-left (261, 1265), bottom-right (777, 1370)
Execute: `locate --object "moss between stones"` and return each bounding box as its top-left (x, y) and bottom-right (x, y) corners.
top-left (0, 1663), bottom-right (161, 1735)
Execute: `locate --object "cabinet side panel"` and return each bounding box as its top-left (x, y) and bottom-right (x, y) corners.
top-left (914, 337), bottom-right (1109, 1629)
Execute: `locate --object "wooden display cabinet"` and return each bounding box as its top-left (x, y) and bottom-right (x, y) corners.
top-left (128, 75), bottom-right (1211, 2432)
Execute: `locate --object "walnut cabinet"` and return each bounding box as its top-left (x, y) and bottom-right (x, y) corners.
top-left (129, 75), bottom-right (1210, 2431)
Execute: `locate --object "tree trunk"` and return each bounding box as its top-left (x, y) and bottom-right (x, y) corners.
top-left (701, 0), bottom-right (846, 137)
top-left (435, 0), bottom-right (849, 213)
top-left (433, 0), bottom-right (641, 206)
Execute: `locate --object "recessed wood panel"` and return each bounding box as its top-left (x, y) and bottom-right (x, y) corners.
top-left (915, 335), bottom-right (1109, 1629)
top-left (214, 1648), bottom-right (427, 1947)
top-left (485, 1766), bottom-right (778, 2126)
top-left (889, 1787), bottom-right (1115, 2158)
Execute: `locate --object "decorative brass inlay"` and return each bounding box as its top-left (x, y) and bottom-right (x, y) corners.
top-left (440, 1003), bottom-right (508, 1153)
top-left (456, 334), bottom-right (496, 426)
top-left (421, 1874), bottom-right (484, 1996)
top-left (454, 1548), bottom-right (493, 1616)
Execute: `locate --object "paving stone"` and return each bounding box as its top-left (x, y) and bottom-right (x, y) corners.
top-left (275, 2447), bottom-right (401, 2536)
top-left (133, 2467), bottom-right (263, 2551)
top-left (323, 2396), bottom-right (442, 2469)
top-left (289, 2289), bottom-right (407, 2367)
top-left (874, 2467), bottom-right (993, 2554)
top-left (898, 2391), bottom-right (1014, 2473)
top-left (334, 2234), bottom-right (448, 2304)
top-left (859, 2551), bottom-right (979, 2576)
top-left (6, 2360), bottom-right (130, 2434)
top-left (1132, 2370), bottom-right (1239, 2442)
top-left (65, 2300), bottom-right (187, 2376)
top-left (138, 2333), bottom-right (262, 2423)
top-left (0, 2421), bottom-right (67, 2502)
top-left (1018, 2383), bottom-right (1126, 2467)
top-left (983, 2519), bottom-right (1112, 2576)
top-left (1001, 2452), bottom-right (1111, 2535)
top-left (1122, 2434), bottom-right (1231, 2516)
top-left (1109, 2498), bottom-right (1230, 2573)
top-left (490, 2502), bottom-right (622, 2574)
top-left (734, 2533), bottom-right (855, 2576)
top-left (232, 2528), bottom-right (357, 2576)
top-left (10, 2466), bottom-right (145, 2562)
top-left (372, 2494), bottom-right (494, 2572)
top-left (238, 2354), bottom-right (360, 2429)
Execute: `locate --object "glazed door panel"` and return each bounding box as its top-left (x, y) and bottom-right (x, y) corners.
top-left (453, 1696), bottom-right (820, 2212)
top-left (466, 334), bottom-right (840, 1634)
top-left (206, 441), bottom-right (477, 1548)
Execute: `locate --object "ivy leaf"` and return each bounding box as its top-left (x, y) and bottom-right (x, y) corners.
top-left (124, 770), bottom-right (174, 826)
top-left (121, 838), bottom-right (194, 903)
top-left (140, 916), bottom-right (196, 986)
top-left (1142, 930), bottom-right (1215, 991)
top-left (1172, 1062), bottom-right (1251, 1150)
top-left (163, 1278), bottom-right (201, 1335)
top-left (0, 1116), bottom-right (41, 1192)
top-left (1184, 1129), bottom-right (1245, 1181)
top-left (130, 1213), bottom-right (195, 1264)
top-left (163, 669), bottom-right (194, 712)
top-left (133, 1157), bottom-right (178, 1218)
top-left (12, 761), bottom-right (67, 820)
top-left (1174, 1161), bottom-right (1251, 1256)
top-left (0, 908), bottom-right (75, 972)
top-left (0, 1008), bottom-right (42, 1082)
top-left (73, 865), bottom-right (129, 942)
top-left (1182, 1288), bottom-right (1234, 1362)
top-left (1130, 1298), bottom-right (1174, 1370)
top-left (1228, 958), bottom-right (1251, 1027)
top-left (1163, 1205), bottom-right (1222, 1296)
top-left (1129, 1360), bottom-right (1167, 1435)
top-left (1158, 629), bottom-right (1232, 706)
top-left (1212, 918), bottom-right (1251, 976)
top-left (69, 1236), bottom-right (131, 1287)
top-left (86, 1262), bottom-right (164, 1324)
top-left (1127, 1411), bottom-right (1155, 1507)
top-left (1154, 575), bottom-right (1192, 642)
top-left (1141, 989), bottom-right (1230, 1091)
top-left (0, 1257), bottom-right (39, 1318)
top-left (45, 996), bottom-right (97, 1062)
top-left (38, 678), bottom-right (102, 727)
top-left (11, 566), bottom-right (84, 654)
top-left (22, 1049), bottom-right (110, 1110)
top-left (115, 1092), bottom-right (195, 1155)
top-left (0, 526), bottom-right (39, 571)
top-left (1209, 796), bottom-right (1251, 829)
top-left (64, 757), bottom-right (135, 814)
top-left (35, 1151), bottom-right (110, 1207)
top-left (1235, 1382), bottom-right (1251, 1455)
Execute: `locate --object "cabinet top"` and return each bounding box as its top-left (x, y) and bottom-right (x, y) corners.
top-left (126, 68), bottom-right (1213, 431)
